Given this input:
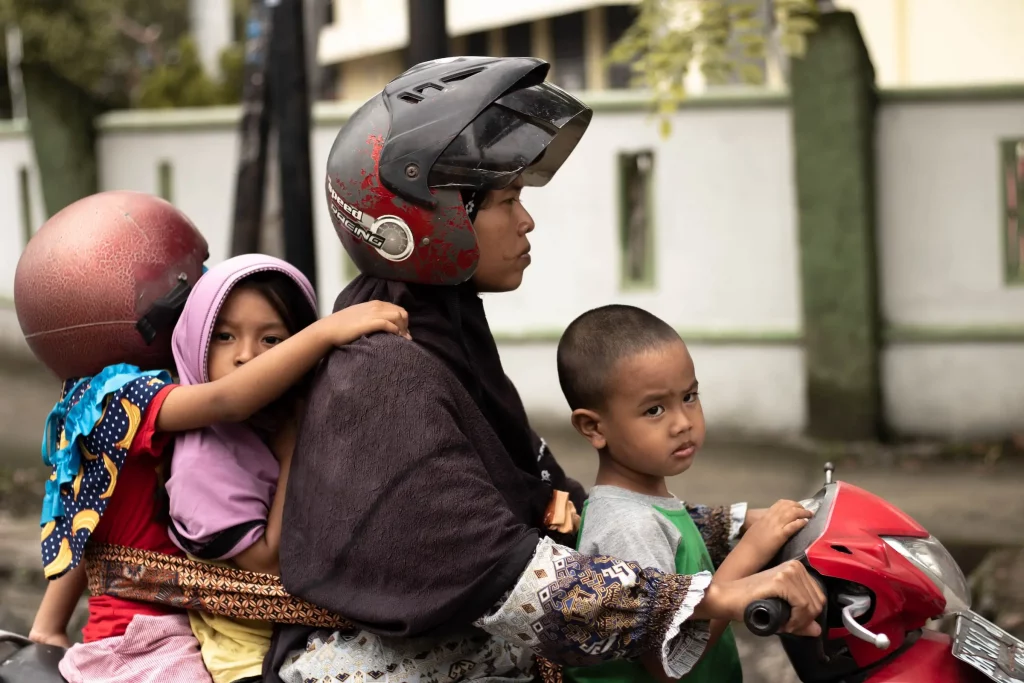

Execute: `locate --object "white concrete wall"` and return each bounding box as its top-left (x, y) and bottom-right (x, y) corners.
top-left (877, 96), bottom-right (1024, 437)
top-left (0, 125), bottom-right (46, 302)
top-left (500, 343), bottom-right (806, 437)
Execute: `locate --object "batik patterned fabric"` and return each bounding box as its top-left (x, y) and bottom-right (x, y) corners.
top-left (685, 503), bottom-right (749, 567)
top-left (475, 538), bottom-right (711, 678)
top-left (85, 543), bottom-right (352, 629)
top-left (39, 364), bottom-right (171, 579)
top-left (279, 538), bottom-right (711, 682)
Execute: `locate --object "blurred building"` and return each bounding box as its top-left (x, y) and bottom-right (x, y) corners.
top-left (315, 0), bottom-right (1024, 100)
top-left (838, 0), bottom-right (1024, 88)
top-left (317, 1), bottom-right (645, 101)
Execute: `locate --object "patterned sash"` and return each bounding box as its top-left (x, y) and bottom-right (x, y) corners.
top-left (85, 543), bottom-right (564, 682)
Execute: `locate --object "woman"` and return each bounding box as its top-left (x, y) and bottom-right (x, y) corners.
top-left (270, 56), bottom-right (824, 682)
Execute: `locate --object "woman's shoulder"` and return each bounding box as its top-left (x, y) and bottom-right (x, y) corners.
top-left (319, 333), bottom-right (455, 398)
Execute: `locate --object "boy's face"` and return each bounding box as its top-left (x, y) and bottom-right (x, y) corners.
top-left (575, 340), bottom-right (706, 480)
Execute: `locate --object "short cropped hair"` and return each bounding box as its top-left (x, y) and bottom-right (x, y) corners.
top-left (557, 304), bottom-right (681, 411)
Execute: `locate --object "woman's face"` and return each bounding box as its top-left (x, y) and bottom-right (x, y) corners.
top-left (470, 180), bottom-right (536, 292)
top-left (207, 287), bottom-right (291, 382)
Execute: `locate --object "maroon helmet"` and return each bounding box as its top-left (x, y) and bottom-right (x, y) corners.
top-left (325, 57), bottom-right (592, 285)
top-left (15, 191), bottom-right (208, 379)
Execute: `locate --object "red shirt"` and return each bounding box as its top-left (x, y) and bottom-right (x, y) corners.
top-left (82, 385), bottom-right (184, 642)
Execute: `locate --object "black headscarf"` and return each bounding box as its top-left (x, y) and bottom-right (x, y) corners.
top-left (333, 275), bottom-right (557, 518)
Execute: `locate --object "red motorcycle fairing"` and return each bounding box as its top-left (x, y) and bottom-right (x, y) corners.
top-left (865, 630), bottom-right (987, 682)
top-left (803, 482), bottom-right (947, 668)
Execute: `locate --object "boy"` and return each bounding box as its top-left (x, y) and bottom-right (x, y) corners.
top-left (557, 304), bottom-right (813, 683)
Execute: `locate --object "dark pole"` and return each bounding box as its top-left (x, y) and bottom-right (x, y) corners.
top-left (406, 0), bottom-right (448, 68)
top-left (230, 0), bottom-right (273, 256)
top-left (269, 0), bottom-right (318, 291)
top-left (304, 0), bottom-right (328, 103)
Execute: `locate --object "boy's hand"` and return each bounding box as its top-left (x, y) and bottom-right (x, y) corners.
top-left (736, 500), bottom-right (812, 569)
top-left (28, 629), bottom-right (70, 648)
top-left (320, 301), bottom-right (411, 346)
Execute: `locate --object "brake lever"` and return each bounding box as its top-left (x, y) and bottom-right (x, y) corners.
top-left (838, 594), bottom-right (891, 650)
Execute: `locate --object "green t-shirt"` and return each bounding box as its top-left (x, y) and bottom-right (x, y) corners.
top-left (564, 486), bottom-right (743, 683)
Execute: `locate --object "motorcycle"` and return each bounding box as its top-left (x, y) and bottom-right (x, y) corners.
top-left (743, 463), bottom-right (1024, 682)
top-left (3, 463), bottom-right (1022, 683)
top-left (0, 631), bottom-right (64, 683)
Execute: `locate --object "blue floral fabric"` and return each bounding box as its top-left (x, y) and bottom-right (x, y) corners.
top-left (39, 363), bottom-right (171, 579)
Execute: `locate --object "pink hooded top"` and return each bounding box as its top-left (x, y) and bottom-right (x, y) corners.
top-left (165, 254), bottom-right (317, 561)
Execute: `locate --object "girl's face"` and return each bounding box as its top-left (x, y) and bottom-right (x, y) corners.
top-left (207, 287), bottom-right (291, 382)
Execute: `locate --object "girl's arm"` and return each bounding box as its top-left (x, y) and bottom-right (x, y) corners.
top-left (231, 420), bottom-right (296, 575)
top-left (156, 301), bottom-right (409, 433)
top-left (29, 563), bottom-right (86, 647)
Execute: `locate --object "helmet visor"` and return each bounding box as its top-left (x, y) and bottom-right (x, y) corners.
top-left (428, 81), bottom-right (592, 191)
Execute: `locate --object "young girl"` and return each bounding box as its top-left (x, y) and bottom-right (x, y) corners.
top-left (163, 254), bottom-right (343, 683)
top-left (30, 254), bottom-right (409, 683)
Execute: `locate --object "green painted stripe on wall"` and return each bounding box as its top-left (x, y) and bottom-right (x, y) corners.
top-left (878, 84), bottom-right (1024, 103)
top-left (4, 84), bottom-right (1009, 136)
top-left (0, 119), bottom-right (29, 139)
top-left (883, 325), bottom-right (1024, 344)
top-left (492, 329), bottom-right (803, 345)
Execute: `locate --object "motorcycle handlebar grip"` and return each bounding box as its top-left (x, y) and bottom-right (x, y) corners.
top-left (744, 598), bottom-right (792, 637)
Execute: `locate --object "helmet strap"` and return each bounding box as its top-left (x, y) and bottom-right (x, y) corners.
top-left (460, 189), bottom-right (485, 223)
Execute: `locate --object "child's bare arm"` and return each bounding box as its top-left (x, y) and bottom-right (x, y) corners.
top-left (700, 500), bottom-right (812, 648)
top-left (30, 563), bottom-right (86, 647)
top-left (156, 301), bottom-right (409, 432)
top-left (230, 421), bottom-right (296, 575)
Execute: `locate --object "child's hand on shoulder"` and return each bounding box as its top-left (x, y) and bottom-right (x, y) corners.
top-left (319, 301), bottom-right (411, 346)
top-left (737, 499), bottom-right (813, 568)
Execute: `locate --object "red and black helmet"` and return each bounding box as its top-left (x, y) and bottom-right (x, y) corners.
top-left (325, 57), bottom-right (592, 285)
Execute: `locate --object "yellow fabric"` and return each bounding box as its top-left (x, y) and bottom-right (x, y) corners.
top-left (186, 554), bottom-right (273, 683)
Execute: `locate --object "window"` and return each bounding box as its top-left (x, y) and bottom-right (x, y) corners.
top-left (157, 160), bottom-right (174, 204)
top-left (619, 150), bottom-right (655, 288)
top-left (18, 165), bottom-right (32, 245)
top-left (318, 63), bottom-right (340, 100)
top-left (552, 12), bottom-right (587, 91)
top-left (466, 31), bottom-right (489, 57)
top-left (605, 4), bottom-right (638, 89)
top-left (505, 22), bottom-right (532, 57)
top-left (1003, 139), bottom-right (1024, 284)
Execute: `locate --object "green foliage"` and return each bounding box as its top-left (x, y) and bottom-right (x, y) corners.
top-left (217, 41), bottom-right (245, 104)
top-left (0, 0), bottom-right (244, 109)
top-left (609, 0), bottom-right (820, 134)
top-left (136, 35), bottom-right (218, 108)
top-left (135, 36), bottom-right (245, 108)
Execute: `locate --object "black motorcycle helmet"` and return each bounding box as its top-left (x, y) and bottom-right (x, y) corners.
top-left (325, 56), bottom-right (593, 285)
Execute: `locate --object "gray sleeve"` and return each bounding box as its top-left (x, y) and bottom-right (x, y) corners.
top-left (578, 499), bottom-right (681, 573)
